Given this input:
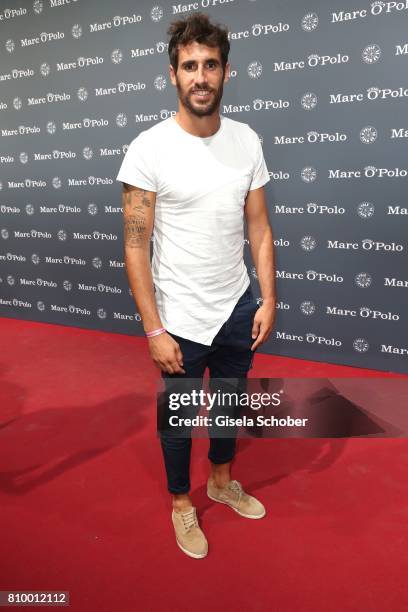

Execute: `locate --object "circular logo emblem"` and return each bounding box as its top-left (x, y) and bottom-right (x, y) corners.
top-left (72, 24), bottom-right (82, 39)
top-left (77, 87), bottom-right (88, 102)
top-left (33, 0), bottom-right (43, 14)
top-left (88, 203), bottom-right (98, 215)
top-left (355, 272), bottom-right (372, 288)
top-left (360, 126), bottom-right (378, 144)
top-left (5, 39), bottom-right (15, 53)
top-left (150, 6), bottom-right (164, 22)
top-left (247, 61), bottom-right (263, 79)
top-left (301, 13), bottom-right (319, 31)
top-left (40, 62), bottom-right (50, 77)
top-left (300, 300), bottom-right (316, 315)
top-left (300, 235), bottom-right (317, 251)
top-left (357, 202), bottom-right (375, 218)
top-left (362, 44), bottom-right (381, 64)
top-left (111, 49), bottom-right (123, 64)
top-left (301, 92), bottom-right (318, 110)
top-left (116, 113), bottom-right (128, 127)
top-left (301, 166), bottom-right (317, 183)
top-left (46, 121), bottom-right (56, 134)
top-left (83, 146), bottom-right (93, 160)
top-left (353, 338), bottom-right (369, 352)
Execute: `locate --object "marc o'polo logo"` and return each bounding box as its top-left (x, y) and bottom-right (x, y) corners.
top-left (357, 202), bottom-right (375, 218)
top-left (275, 131), bottom-right (347, 145)
top-left (77, 87), bottom-right (88, 102)
top-left (360, 125), bottom-right (378, 144)
top-left (97, 308), bottom-right (107, 319)
top-left (300, 300), bottom-right (316, 315)
top-left (3, 252), bottom-right (26, 263)
top-left (305, 332), bottom-right (342, 348)
top-left (247, 61), bottom-right (263, 79)
top-left (83, 147), bottom-right (93, 160)
top-left (355, 272), bottom-right (372, 288)
top-left (40, 62), bottom-right (50, 77)
top-left (0, 205), bottom-right (20, 214)
top-left (362, 43), bottom-right (381, 63)
top-left (116, 113), bottom-right (127, 127)
top-left (5, 39), bottom-right (15, 53)
top-left (301, 92), bottom-right (318, 110)
top-left (300, 235), bottom-right (317, 251)
top-left (72, 24), bottom-right (82, 38)
top-left (301, 166), bottom-right (317, 182)
top-left (131, 41), bottom-right (167, 58)
top-left (33, 1), bottom-right (43, 15)
top-left (111, 49), bottom-right (123, 64)
top-left (306, 270), bottom-right (343, 283)
top-left (301, 12), bottom-right (319, 31)
top-left (4, 6), bottom-right (28, 19)
top-left (353, 338), bottom-right (369, 353)
top-left (154, 75), bottom-right (167, 90)
top-left (13, 97), bottom-right (23, 110)
top-left (47, 120), bottom-right (56, 134)
top-left (150, 5), bottom-right (164, 21)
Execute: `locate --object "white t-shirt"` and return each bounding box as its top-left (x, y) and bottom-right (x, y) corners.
top-left (116, 114), bottom-right (270, 345)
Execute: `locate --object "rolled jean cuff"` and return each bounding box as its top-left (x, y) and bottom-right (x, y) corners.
top-left (207, 452), bottom-right (235, 465)
top-left (168, 486), bottom-right (190, 494)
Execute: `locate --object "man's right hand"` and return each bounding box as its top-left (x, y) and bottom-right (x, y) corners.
top-left (147, 332), bottom-right (186, 374)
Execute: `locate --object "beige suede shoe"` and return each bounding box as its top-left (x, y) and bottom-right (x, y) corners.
top-left (172, 506), bottom-right (208, 559)
top-left (207, 478), bottom-right (266, 519)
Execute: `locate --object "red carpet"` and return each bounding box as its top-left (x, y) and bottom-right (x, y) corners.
top-left (1, 317), bottom-right (407, 611)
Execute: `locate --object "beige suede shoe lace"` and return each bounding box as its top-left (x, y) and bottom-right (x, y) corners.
top-left (181, 508), bottom-right (198, 532)
top-left (227, 479), bottom-right (244, 503)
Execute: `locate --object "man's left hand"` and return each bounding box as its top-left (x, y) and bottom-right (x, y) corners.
top-left (251, 298), bottom-right (276, 351)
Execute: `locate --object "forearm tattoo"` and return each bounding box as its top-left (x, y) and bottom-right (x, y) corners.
top-left (122, 184), bottom-right (152, 248)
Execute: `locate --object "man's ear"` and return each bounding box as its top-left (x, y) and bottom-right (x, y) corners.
top-left (169, 64), bottom-right (177, 86)
top-left (223, 62), bottom-right (231, 84)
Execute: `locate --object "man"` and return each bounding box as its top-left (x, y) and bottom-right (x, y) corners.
top-left (116, 12), bottom-right (276, 559)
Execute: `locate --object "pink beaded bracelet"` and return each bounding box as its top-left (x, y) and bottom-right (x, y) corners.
top-left (145, 327), bottom-right (166, 338)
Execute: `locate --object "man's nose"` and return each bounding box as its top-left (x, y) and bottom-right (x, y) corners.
top-left (194, 65), bottom-right (207, 84)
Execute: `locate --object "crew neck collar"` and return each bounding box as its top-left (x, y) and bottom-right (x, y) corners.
top-left (171, 114), bottom-right (224, 141)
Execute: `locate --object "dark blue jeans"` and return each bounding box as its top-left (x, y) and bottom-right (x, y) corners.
top-left (158, 285), bottom-right (259, 494)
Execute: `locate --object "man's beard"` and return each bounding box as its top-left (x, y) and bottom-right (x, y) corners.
top-left (176, 77), bottom-right (224, 117)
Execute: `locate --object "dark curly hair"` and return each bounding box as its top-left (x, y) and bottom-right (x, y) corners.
top-left (167, 12), bottom-right (230, 73)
